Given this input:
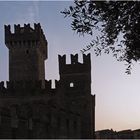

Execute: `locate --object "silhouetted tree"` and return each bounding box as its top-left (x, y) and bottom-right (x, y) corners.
top-left (61, 1), bottom-right (140, 74)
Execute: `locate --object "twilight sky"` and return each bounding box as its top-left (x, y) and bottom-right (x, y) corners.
top-left (0, 1), bottom-right (140, 131)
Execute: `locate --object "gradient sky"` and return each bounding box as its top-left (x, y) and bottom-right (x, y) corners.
top-left (0, 1), bottom-right (140, 131)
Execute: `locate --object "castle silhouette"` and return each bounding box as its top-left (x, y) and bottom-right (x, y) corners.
top-left (0, 23), bottom-right (95, 138)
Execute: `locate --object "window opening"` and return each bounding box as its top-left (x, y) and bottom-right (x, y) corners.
top-left (70, 82), bottom-right (74, 88)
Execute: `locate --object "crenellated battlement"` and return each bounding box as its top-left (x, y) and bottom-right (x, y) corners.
top-left (0, 81), bottom-right (5, 91)
top-left (0, 81), bottom-right (43, 96)
top-left (0, 80), bottom-right (61, 96)
top-left (5, 23), bottom-right (43, 35)
top-left (6, 80), bottom-right (42, 90)
top-left (5, 23), bottom-right (48, 55)
top-left (59, 53), bottom-right (91, 75)
top-left (45, 80), bottom-right (60, 91)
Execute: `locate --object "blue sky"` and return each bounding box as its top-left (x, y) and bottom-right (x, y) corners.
top-left (0, 1), bottom-right (140, 131)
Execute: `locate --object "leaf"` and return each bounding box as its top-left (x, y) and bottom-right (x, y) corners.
top-left (69, 6), bottom-right (73, 12)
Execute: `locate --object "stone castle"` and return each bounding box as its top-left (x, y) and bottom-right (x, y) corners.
top-left (0, 23), bottom-right (95, 138)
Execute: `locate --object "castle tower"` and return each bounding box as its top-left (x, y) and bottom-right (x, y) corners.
top-left (59, 54), bottom-right (91, 96)
top-left (5, 23), bottom-right (48, 86)
top-left (58, 54), bottom-right (95, 138)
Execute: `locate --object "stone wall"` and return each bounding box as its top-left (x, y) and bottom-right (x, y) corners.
top-left (2, 23), bottom-right (95, 138)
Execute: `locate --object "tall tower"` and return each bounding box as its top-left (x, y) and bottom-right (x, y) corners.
top-left (5, 23), bottom-right (47, 86)
top-left (58, 54), bottom-right (95, 138)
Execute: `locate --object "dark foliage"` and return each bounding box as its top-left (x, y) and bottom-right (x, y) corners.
top-left (61, 1), bottom-right (140, 74)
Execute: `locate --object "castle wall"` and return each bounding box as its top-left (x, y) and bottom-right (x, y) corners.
top-left (0, 53), bottom-right (95, 139)
top-left (1, 23), bottom-right (95, 138)
top-left (58, 54), bottom-right (95, 138)
top-left (0, 103), bottom-right (81, 139)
